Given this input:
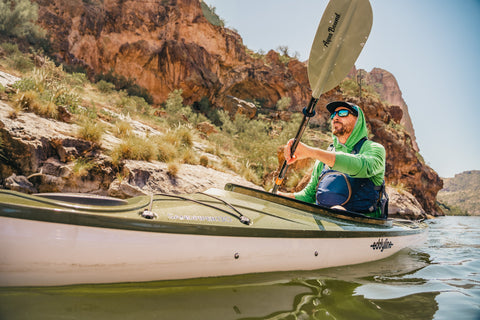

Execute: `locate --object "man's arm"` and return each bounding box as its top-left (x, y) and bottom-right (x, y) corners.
top-left (277, 160), bottom-right (324, 204)
top-left (284, 139), bottom-right (336, 168)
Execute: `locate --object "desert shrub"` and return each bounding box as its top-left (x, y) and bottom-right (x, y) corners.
top-left (65, 72), bottom-right (88, 88)
top-left (175, 125), bottom-right (193, 148)
top-left (200, 2), bottom-right (224, 27)
top-left (167, 162), bottom-right (179, 177)
top-left (0, 0), bottom-right (45, 38)
top-left (37, 101), bottom-right (58, 118)
top-left (11, 57), bottom-right (80, 115)
top-left (221, 157), bottom-right (236, 172)
top-left (208, 111), bottom-right (308, 183)
top-left (239, 161), bottom-right (261, 185)
top-left (340, 78), bottom-right (359, 97)
top-left (194, 97), bottom-right (221, 126)
top-left (110, 134), bottom-right (156, 162)
top-left (113, 119), bottom-right (133, 138)
top-left (276, 96), bottom-right (291, 111)
top-left (72, 158), bottom-right (95, 177)
top-left (163, 90), bottom-right (209, 126)
top-left (180, 148), bottom-right (198, 165)
top-left (13, 89), bottom-right (38, 109)
top-left (52, 83), bottom-right (80, 110)
top-left (116, 95), bottom-right (151, 116)
top-left (12, 52), bottom-right (34, 72)
top-left (151, 135), bottom-right (177, 162)
top-left (96, 80), bottom-right (115, 93)
top-left (199, 155), bottom-right (209, 167)
top-left (164, 89), bottom-right (184, 114)
top-left (1, 42), bottom-right (20, 54)
top-left (12, 77), bottom-right (35, 91)
top-left (163, 125), bottom-right (193, 149)
top-left (1, 41), bottom-right (34, 72)
top-left (76, 117), bottom-right (104, 143)
top-left (12, 89), bottom-right (60, 118)
top-left (95, 70), bottom-right (153, 104)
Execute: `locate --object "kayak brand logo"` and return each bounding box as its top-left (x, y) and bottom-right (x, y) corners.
top-left (323, 12), bottom-right (341, 47)
top-left (370, 238), bottom-right (394, 252)
top-left (167, 214), bottom-right (233, 223)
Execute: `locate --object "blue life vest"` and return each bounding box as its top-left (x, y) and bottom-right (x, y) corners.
top-left (315, 138), bottom-right (386, 214)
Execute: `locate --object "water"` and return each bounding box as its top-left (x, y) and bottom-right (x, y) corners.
top-left (0, 216), bottom-right (479, 320)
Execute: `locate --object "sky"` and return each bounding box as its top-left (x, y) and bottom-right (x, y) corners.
top-left (204, 0), bottom-right (480, 178)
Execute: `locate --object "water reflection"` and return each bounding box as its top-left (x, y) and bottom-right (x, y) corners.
top-left (0, 249), bottom-right (440, 320)
top-left (240, 279), bottom-right (438, 320)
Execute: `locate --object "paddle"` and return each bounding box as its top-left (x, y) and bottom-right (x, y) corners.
top-left (272, 0), bottom-right (373, 194)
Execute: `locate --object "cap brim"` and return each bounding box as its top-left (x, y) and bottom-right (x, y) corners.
top-left (326, 101), bottom-right (358, 116)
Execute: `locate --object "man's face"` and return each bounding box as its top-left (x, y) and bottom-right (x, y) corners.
top-left (331, 107), bottom-right (357, 139)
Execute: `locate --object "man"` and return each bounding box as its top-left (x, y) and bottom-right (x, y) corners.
top-left (278, 101), bottom-right (387, 218)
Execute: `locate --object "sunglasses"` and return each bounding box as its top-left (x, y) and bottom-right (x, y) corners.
top-left (330, 109), bottom-right (352, 119)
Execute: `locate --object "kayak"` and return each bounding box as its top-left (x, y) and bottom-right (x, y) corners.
top-left (0, 183), bottom-right (427, 287)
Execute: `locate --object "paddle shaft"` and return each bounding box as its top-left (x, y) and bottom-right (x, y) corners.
top-left (272, 97), bottom-right (318, 194)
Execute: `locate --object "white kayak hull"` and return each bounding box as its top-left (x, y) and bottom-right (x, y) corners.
top-left (0, 215), bottom-right (426, 287)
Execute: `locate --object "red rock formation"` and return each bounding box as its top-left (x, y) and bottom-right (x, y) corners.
top-left (357, 67), bottom-right (419, 152)
top-left (35, 0), bottom-right (311, 109)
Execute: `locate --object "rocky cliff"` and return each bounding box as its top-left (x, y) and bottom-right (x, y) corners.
top-left (362, 67), bottom-right (419, 152)
top-left (35, 0), bottom-right (311, 109)
top-left (1, 0), bottom-right (443, 215)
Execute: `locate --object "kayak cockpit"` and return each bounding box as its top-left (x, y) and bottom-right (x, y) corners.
top-left (35, 193), bottom-right (128, 206)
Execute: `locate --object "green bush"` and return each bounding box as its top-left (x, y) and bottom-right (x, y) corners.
top-left (195, 97), bottom-right (221, 126)
top-left (116, 95), bottom-right (151, 116)
top-left (276, 96), bottom-right (291, 111)
top-left (340, 78), bottom-right (359, 97)
top-left (0, 0), bottom-right (45, 38)
top-left (95, 70), bottom-right (153, 104)
top-left (96, 80), bottom-right (115, 93)
top-left (164, 89), bottom-right (184, 114)
top-left (1, 42), bottom-right (34, 72)
top-left (201, 2), bottom-right (224, 27)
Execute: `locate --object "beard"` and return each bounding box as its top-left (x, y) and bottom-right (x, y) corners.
top-left (332, 121), bottom-right (347, 136)
top-left (332, 120), bottom-right (354, 139)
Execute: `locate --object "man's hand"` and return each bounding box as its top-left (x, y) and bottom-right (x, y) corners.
top-left (277, 191), bottom-right (295, 198)
top-left (284, 139), bottom-right (309, 165)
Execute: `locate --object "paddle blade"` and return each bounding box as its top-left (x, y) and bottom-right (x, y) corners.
top-left (308, 0), bottom-right (373, 98)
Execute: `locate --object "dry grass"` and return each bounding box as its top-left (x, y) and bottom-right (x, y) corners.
top-left (113, 119), bottom-right (133, 138)
top-left (199, 155), bottom-right (209, 167)
top-left (180, 148), bottom-right (198, 165)
top-left (167, 162), bottom-right (179, 177)
top-left (76, 116), bottom-right (105, 144)
top-left (150, 135), bottom-right (177, 162)
top-left (110, 134), bottom-right (157, 163)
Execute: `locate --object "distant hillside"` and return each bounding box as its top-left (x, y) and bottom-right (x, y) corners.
top-left (437, 171), bottom-right (480, 215)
